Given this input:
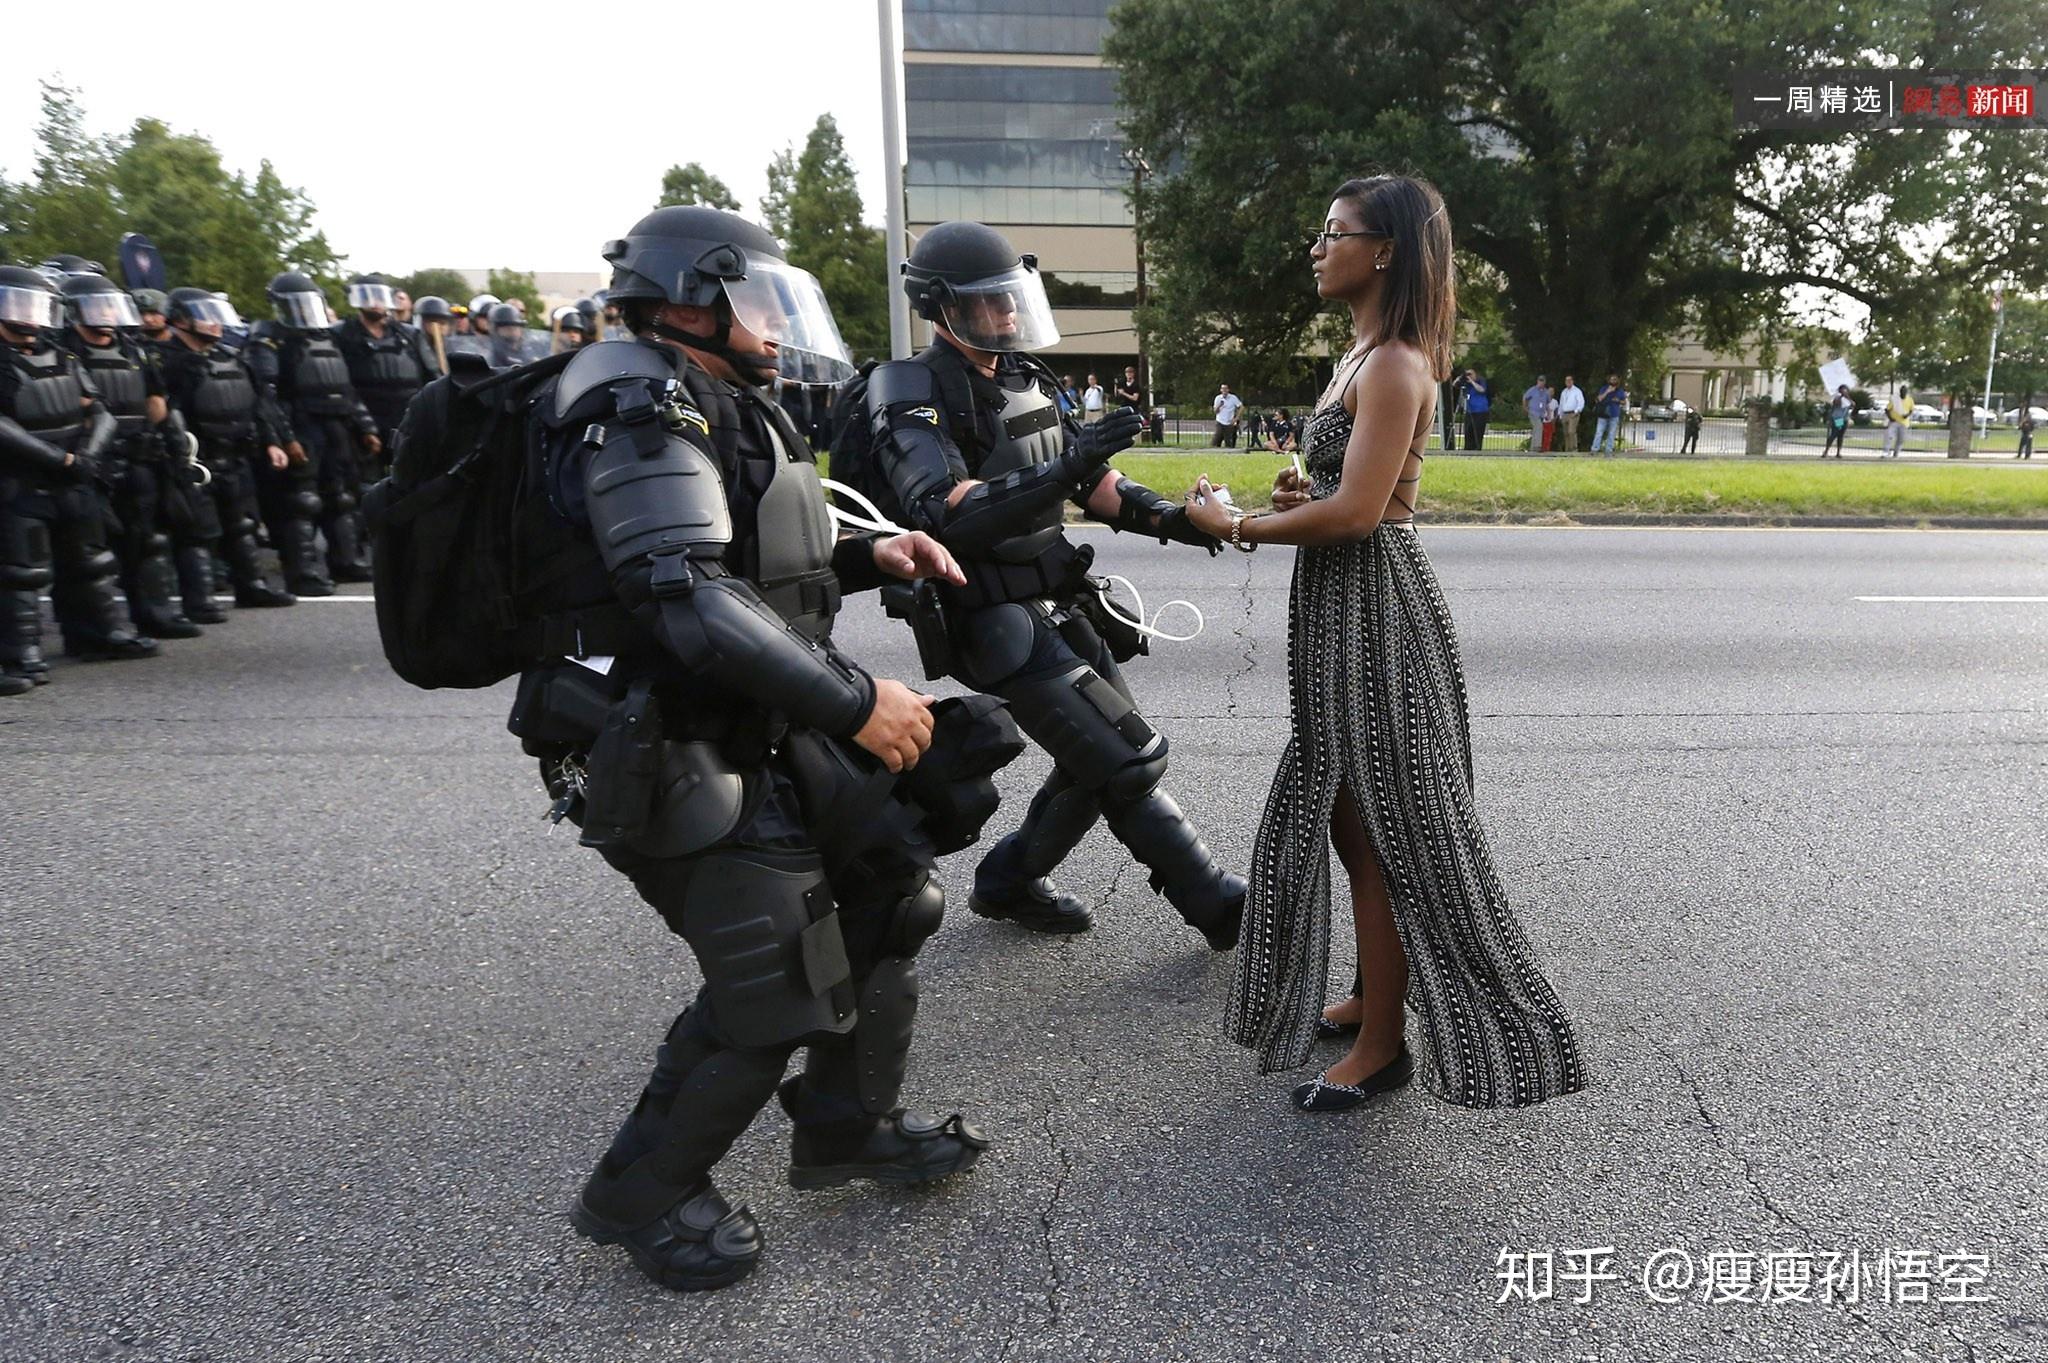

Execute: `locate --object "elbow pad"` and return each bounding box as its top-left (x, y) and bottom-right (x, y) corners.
top-left (0, 415), bottom-right (70, 478)
top-left (935, 460), bottom-right (1087, 555)
top-left (78, 406), bottom-right (118, 463)
top-left (647, 555), bottom-right (875, 738)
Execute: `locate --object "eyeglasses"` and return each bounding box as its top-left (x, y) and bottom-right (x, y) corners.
top-left (1307, 228), bottom-right (1385, 251)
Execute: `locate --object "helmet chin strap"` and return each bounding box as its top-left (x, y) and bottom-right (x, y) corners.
top-left (650, 313), bottom-right (776, 384)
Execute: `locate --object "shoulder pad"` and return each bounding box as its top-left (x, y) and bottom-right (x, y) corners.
top-left (553, 338), bottom-right (677, 421)
top-left (868, 358), bottom-right (940, 408)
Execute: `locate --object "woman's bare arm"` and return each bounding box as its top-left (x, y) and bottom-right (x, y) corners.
top-left (1192, 346), bottom-right (1432, 548)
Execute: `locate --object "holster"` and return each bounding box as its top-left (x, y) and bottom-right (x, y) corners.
top-left (884, 578), bottom-right (956, 681)
top-left (578, 678), bottom-right (666, 850)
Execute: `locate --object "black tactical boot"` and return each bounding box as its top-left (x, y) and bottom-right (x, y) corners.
top-left (968, 833), bottom-right (1093, 933)
top-left (174, 548), bottom-right (229, 623)
top-left (0, 671), bottom-right (32, 698)
top-left (778, 1079), bottom-right (989, 1190)
top-left (1164, 870), bottom-right (1246, 952)
top-left (125, 557), bottom-right (202, 639)
top-left (571, 1178), bottom-right (762, 1292)
top-left (66, 633), bottom-right (160, 662)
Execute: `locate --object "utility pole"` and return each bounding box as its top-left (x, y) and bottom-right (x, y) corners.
top-left (877, 0), bottom-right (911, 359)
top-left (1982, 283), bottom-right (2004, 446)
top-left (1122, 145), bottom-right (1151, 404)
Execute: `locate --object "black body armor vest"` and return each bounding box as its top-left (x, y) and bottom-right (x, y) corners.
top-left (285, 332), bottom-right (357, 414)
top-left (2, 345), bottom-right (88, 452)
top-left (189, 350), bottom-right (261, 443)
top-left (70, 338), bottom-right (150, 440)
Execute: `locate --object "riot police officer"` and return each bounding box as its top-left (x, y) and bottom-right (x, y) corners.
top-left (249, 272), bottom-right (379, 588)
top-left (335, 273), bottom-right (436, 455)
top-left (57, 272), bottom-right (204, 639)
top-left (157, 287), bottom-right (296, 615)
top-left (864, 221), bottom-right (1245, 946)
top-left (511, 207), bottom-right (996, 1290)
top-left (0, 265), bottom-right (158, 693)
top-left (483, 302), bottom-right (528, 368)
top-left (411, 295), bottom-right (454, 377)
top-left (132, 289), bottom-right (173, 350)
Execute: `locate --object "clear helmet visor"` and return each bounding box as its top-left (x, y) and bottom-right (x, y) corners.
top-left (275, 292), bottom-right (329, 329)
top-left (0, 286), bottom-right (62, 331)
top-left (74, 292), bottom-right (143, 329)
top-left (182, 297), bottom-right (243, 330)
top-left (347, 282), bottom-right (396, 311)
top-left (720, 254), bottom-right (854, 381)
top-left (937, 264), bottom-right (1060, 352)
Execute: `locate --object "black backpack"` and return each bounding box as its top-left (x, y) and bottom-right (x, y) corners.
top-left (362, 350), bottom-right (576, 690)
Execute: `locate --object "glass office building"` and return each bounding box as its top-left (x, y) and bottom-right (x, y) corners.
top-left (903, 0), bottom-right (1138, 377)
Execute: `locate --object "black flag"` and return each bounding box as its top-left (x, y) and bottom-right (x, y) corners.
top-left (119, 233), bottom-right (166, 291)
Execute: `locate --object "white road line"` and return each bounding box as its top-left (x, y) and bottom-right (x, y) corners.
top-left (1856, 595), bottom-right (2048, 602)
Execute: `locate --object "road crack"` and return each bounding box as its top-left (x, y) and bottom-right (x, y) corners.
top-left (1222, 552), bottom-right (1258, 719)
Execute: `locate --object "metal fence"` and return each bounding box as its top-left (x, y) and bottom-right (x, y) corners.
top-left (1131, 408), bottom-right (2030, 459)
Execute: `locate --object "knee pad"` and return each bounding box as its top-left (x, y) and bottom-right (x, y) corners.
top-left (290, 487), bottom-right (323, 520)
top-left (879, 871), bottom-right (945, 959)
top-left (329, 487), bottom-right (359, 514)
top-left (1004, 661), bottom-right (1166, 796)
top-left (73, 545), bottom-right (120, 582)
top-left (146, 531), bottom-right (172, 558)
top-left (675, 850), bottom-right (856, 1051)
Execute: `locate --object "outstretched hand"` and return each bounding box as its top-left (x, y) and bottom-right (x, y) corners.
top-left (873, 531), bottom-right (966, 585)
top-left (1272, 462), bottom-right (1314, 510)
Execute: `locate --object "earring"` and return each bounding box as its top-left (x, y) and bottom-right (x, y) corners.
top-left (1375, 260), bottom-right (1389, 271)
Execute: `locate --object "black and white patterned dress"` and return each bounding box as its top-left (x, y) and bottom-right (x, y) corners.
top-left (1226, 357), bottom-right (1586, 1107)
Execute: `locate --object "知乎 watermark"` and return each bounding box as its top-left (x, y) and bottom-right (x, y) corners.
top-left (1495, 1246), bottom-right (1994, 1306)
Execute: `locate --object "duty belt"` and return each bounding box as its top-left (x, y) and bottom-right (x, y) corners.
top-left (941, 538), bottom-right (1092, 609)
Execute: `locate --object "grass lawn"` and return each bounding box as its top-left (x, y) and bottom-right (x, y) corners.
top-left (1105, 453), bottom-right (2048, 519)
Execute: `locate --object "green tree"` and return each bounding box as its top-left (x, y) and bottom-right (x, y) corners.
top-left (391, 267), bottom-right (476, 306)
top-left (759, 115), bottom-right (887, 362)
top-left (1105, 0), bottom-right (2048, 392)
top-left (657, 162), bottom-right (739, 211)
top-left (486, 267), bottom-right (543, 320)
top-left (0, 83), bottom-right (343, 319)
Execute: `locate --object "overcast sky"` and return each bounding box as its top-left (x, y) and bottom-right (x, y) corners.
top-left (0, 0), bottom-right (899, 279)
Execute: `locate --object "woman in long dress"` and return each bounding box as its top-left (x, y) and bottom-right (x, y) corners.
top-left (1181, 174), bottom-right (1586, 1112)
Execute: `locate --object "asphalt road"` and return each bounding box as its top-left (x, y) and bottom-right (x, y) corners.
top-left (5, 526), bottom-right (2045, 1363)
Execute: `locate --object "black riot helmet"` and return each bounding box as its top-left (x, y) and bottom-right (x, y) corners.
top-left (166, 285), bottom-right (243, 342)
top-left (601, 205), bottom-right (852, 384)
top-left (573, 296), bottom-right (599, 327)
top-left (267, 271), bottom-right (331, 331)
top-left (58, 271), bottom-right (142, 333)
top-left (413, 294), bottom-right (453, 324)
top-left (901, 220), bottom-right (1060, 353)
top-left (44, 253), bottom-right (106, 277)
top-left (0, 264), bottom-right (62, 337)
top-left (132, 288), bottom-right (170, 319)
top-left (346, 272), bottom-right (397, 317)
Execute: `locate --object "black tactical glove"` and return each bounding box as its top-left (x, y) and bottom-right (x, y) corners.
top-left (1058, 406), bottom-right (1144, 483)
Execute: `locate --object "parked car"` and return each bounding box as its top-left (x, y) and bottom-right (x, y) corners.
top-left (1999, 405), bottom-right (2047, 424)
top-left (1642, 399), bottom-right (1691, 421)
top-left (1908, 404), bottom-right (1949, 425)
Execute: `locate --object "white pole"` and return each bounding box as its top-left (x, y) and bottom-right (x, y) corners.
top-left (1982, 284), bottom-right (2004, 444)
top-left (878, 0), bottom-right (912, 360)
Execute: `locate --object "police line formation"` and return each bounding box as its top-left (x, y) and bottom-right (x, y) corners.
top-left (4, 200), bottom-right (1582, 1293)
